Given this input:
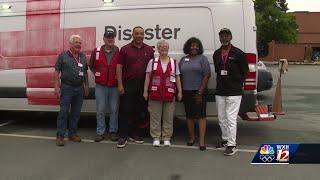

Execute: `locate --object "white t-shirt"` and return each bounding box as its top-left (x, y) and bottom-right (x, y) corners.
top-left (146, 58), bottom-right (180, 75)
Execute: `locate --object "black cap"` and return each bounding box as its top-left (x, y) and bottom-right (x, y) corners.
top-left (219, 28), bottom-right (232, 36)
top-left (104, 31), bottom-right (115, 38)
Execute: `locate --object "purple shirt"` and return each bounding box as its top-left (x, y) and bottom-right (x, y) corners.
top-left (119, 42), bottom-right (154, 80)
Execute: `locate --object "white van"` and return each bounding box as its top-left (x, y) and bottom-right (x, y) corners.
top-left (0, 0), bottom-right (262, 119)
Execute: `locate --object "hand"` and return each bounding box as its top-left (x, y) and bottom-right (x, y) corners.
top-left (143, 91), bottom-right (148, 101)
top-left (194, 93), bottom-right (203, 104)
top-left (54, 85), bottom-right (60, 98)
top-left (118, 84), bottom-right (125, 95)
top-left (177, 92), bottom-right (183, 101)
top-left (84, 85), bottom-right (89, 97)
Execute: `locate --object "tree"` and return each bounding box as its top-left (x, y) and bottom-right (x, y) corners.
top-left (255, 0), bottom-right (298, 57)
top-left (276, 0), bottom-right (289, 12)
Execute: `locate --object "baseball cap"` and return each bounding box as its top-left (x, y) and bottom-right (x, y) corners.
top-left (104, 31), bottom-right (115, 38)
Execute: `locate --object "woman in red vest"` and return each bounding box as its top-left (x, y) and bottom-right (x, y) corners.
top-left (143, 40), bottom-right (182, 147)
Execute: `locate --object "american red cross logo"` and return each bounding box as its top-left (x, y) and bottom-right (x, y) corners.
top-left (0, 0), bottom-right (96, 105)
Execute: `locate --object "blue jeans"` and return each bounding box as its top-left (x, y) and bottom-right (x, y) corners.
top-left (56, 84), bottom-right (84, 137)
top-left (95, 84), bottom-right (119, 135)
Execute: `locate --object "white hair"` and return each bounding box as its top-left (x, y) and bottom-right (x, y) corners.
top-left (69, 35), bottom-right (81, 43)
top-left (157, 40), bottom-right (169, 49)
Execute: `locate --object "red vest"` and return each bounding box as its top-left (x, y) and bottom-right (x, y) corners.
top-left (93, 46), bottom-right (119, 86)
top-left (149, 57), bottom-right (176, 102)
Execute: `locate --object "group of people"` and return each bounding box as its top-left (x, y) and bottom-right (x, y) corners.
top-left (54, 26), bottom-right (249, 156)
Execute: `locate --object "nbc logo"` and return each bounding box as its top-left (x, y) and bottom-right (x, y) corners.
top-left (259, 145), bottom-right (275, 163)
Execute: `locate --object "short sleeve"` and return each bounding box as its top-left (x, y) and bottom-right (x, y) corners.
top-left (201, 56), bottom-right (211, 76)
top-left (119, 47), bottom-right (126, 65)
top-left (55, 53), bottom-right (64, 72)
top-left (146, 59), bottom-right (153, 73)
top-left (175, 61), bottom-right (180, 75)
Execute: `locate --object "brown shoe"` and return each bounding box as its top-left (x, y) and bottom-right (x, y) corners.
top-left (109, 132), bottom-right (118, 141)
top-left (69, 134), bottom-right (82, 142)
top-left (94, 135), bottom-right (104, 142)
top-left (56, 136), bottom-right (65, 146)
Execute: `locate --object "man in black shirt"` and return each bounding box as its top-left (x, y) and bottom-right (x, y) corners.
top-left (213, 28), bottom-right (249, 156)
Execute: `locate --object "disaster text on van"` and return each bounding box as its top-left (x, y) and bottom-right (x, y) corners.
top-left (105, 25), bottom-right (181, 41)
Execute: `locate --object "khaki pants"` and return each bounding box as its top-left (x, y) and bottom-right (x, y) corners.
top-left (148, 100), bottom-right (175, 141)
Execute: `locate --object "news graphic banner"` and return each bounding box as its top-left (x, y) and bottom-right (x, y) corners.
top-left (251, 144), bottom-right (320, 164)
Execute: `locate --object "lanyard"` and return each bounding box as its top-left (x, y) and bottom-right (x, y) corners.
top-left (69, 50), bottom-right (81, 64)
top-left (221, 46), bottom-right (231, 69)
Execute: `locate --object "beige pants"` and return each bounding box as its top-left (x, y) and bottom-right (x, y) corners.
top-left (148, 100), bottom-right (175, 141)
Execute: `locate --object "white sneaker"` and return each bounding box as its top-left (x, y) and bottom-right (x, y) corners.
top-left (164, 140), bottom-right (171, 146)
top-left (153, 139), bottom-right (160, 147)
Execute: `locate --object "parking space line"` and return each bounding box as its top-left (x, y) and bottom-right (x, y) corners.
top-left (0, 120), bottom-right (16, 127)
top-left (0, 133), bottom-right (257, 153)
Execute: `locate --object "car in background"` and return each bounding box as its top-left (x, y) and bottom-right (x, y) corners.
top-left (257, 60), bottom-right (273, 92)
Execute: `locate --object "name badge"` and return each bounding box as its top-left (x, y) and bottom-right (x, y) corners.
top-left (170, 75), bottom-right (176, 83)
top-left (221, 70), bottom-right (228, 76)
top-left (96, 52), bottom-right (100, 60)
top-left (79, 71), bottom-right (84, 76)
top-left (78, 63), bottom-right (83, 67)
top-left (184, 58), bottom-right (190, 62)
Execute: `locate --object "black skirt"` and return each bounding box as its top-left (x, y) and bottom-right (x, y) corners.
top-left (182, 90), bottom-right (207, 119)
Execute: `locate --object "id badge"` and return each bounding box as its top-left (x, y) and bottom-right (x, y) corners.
top-left (79, 71), bottom-right (84, 76)
top-left (170, 75), bottom-right (176, 82)
top-left (184, 58), bottom-right (190, 62)
top-left (221, 70), bottom-right (228, 76)
top-left (96, 52), bottom-right (100, 60)
top-left (78, 63), bottom-right (83, 67)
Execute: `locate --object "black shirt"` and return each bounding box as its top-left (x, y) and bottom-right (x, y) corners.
top-left (55, 51), bottom-right (88, 87)
top-left (213, 45), bottom-right (249, 96)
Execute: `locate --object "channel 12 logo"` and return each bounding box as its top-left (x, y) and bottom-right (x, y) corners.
top-left (276, 145), bottom-right (289, 162)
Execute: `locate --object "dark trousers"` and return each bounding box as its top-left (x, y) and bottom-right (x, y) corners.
top-left (118, 79), bottom-right (148, 138)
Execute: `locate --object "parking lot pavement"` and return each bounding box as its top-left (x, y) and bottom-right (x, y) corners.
top-left (0, 65), bottom-right (320, 179)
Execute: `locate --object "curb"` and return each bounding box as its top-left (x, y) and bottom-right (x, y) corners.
top-left (262, 61), bottom-right (320, 65)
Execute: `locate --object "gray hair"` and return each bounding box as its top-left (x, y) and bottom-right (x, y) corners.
top-left (157, 40), bottom-right (169, 49)
top-left (69, 35), bottom-right (81, 43)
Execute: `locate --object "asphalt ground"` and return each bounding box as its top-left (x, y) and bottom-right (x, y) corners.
top-left (0, 65), bottom-right (320, 180)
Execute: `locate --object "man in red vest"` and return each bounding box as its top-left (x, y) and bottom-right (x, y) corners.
top-left (89, 32), bottom-right (120, 142)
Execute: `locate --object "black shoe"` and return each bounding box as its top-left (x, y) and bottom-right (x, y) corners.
top-left (186, 140), bottom-right (195, 146)
top-left (224, 146), bottom-right (237, 156)
top-left (199, 146), bottom-right (206, 151)
top-left (216, 140), bottom-right (228, 149)
top-left (129, 136), bottom-right (144, 144)
top-left (117, 138), bottom-right (127, 148)
top-left (94, 135), bottom-right (104, 142)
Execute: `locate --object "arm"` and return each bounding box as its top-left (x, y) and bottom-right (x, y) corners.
top-left (239, 51), bottom-right (249, 82)
top-left (176, 75), bottom-right (183, 101)
top-left (198, 74), bottom-right (210, 95)
top-left (89, 50), bottom-right (95, 72)
top-left (143, 72), bottom-right (151, 101)
top-left (117, 48), bottom-right (126, 95)
top-left (83, 71), bottom-right (89, 97)
top-left (198, 57), bottom-right (211, 94)
top-left (116, 64), bottom-right (124, 95)
top-left (54, 53), bottom-right (63, 98)
top-left (54, 71), bottom-right (60, 98)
